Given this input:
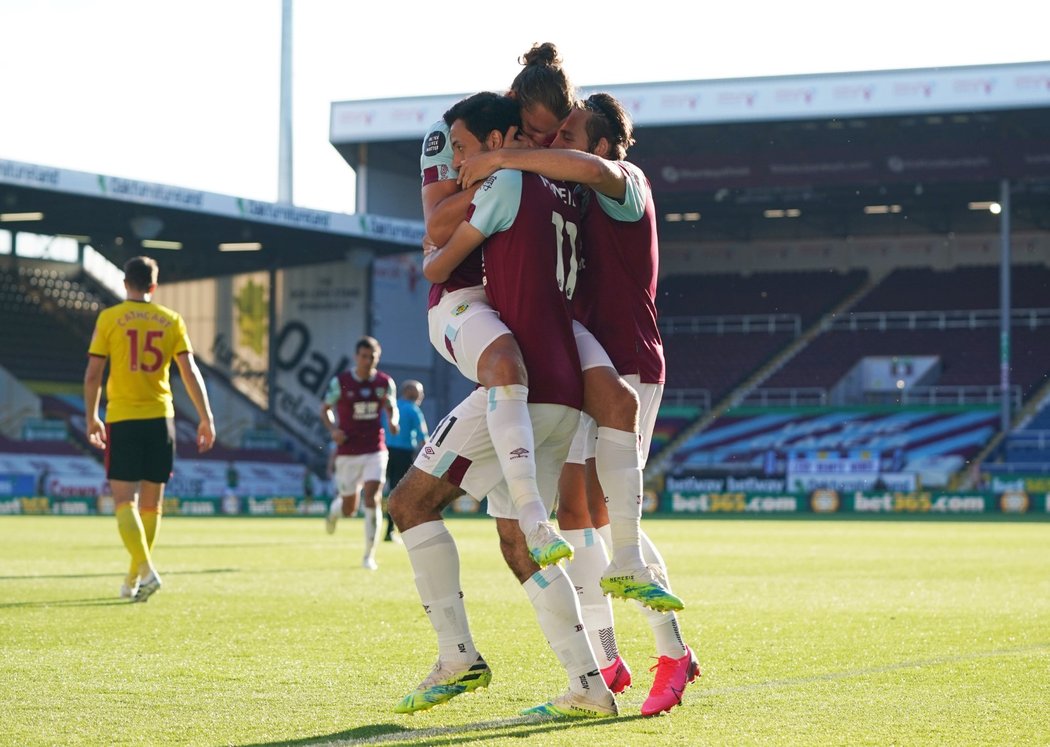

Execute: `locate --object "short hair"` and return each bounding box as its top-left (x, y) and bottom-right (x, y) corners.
top-left (356, 336), bottom-right (381, 355)
top-left (510, 42), bottom-right (577, 122)
top-left (400, 379), bottom-right (424, 401)
top-left (124, 256), bottom-right (159, 292)
top-left (443, 92), bottom-right (521, 143)
top-left (581, 93), bottom-right (636, 161)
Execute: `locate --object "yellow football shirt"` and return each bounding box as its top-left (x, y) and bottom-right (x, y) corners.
top-left (87, 300), bottom-right (192, 422)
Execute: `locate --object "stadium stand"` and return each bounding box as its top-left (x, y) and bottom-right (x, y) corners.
top-left (852, 264), bottom-right (1050, 312)
top-left (0, 260), bottom-right (318, 502)
top-left (658, 268), bottom-right (868, 323)
top-left (667, 407), bottom-right (999, 481)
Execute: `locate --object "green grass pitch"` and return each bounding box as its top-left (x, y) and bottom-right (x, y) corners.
top-left (1, 515), bottom-right (1048, 746)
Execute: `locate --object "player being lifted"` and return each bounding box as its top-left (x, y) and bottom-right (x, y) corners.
top-left (419, 42), bottom-right (577, 567)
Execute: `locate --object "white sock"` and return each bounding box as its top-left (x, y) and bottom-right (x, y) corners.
top-left (485, 385), bottom-right (548, 531)
top-left (523, 565), bottom-right (607, 699)
top-left (640, 529), bottom-right (687, 659)
top-left (363, 506), bottom-right (379, 558)
top-left (402, 521), bottom-right (477, 664)
top-left (596, 523), bottom-right (612, 550)
top-left (596, 427), bottom-right (644, 568)
top-left (561, 528), bottom-right (618, 669)
top-left (328, 496), bottom-right (343, 519)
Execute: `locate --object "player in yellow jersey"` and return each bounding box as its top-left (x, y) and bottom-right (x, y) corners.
top-left (84, 256), bottom-right (215, 602)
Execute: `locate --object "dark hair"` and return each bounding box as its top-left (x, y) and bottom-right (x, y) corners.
top-left (581, 93), bottom-right (636, 161)
top-left (509, 42), bottom-right (577, 121)
top-left (443, 92), bottom-right (521, 143)
top-left (356, 336), bottom-right (381, 355)
top-left (123, 256), bottom-right (159, 292)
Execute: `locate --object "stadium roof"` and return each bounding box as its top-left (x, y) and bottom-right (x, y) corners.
top-left (0, 159), bottom-right (423, 282)
top-left (330, 61), bottom-right (1050, 243)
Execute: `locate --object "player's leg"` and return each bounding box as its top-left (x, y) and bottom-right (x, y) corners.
top-left (636, 528), bottom-right (699, 715)
top-left (132, 479), bottom-right (165, 601)
top-left (492, 406), bottom-right (616, 719)
top-left (476, 334), bottom-right (565, 557)
top-left (391, 392), bottom-right (498, 714)
top-left (431, 287), bottom-right (567, 563)
top-left (582, 365), bottom-right (644, 565)
top-left (383, 447), bottom-right (412, 541)
top-left (109, 418), bottom-right (170, 602)
top-left (496, 516), bottom-right (614, 718)
top-left (359, 451), bottom-right (386, 569)
top-left (112, 479), bottom-right (149, 593)
top-left (390, 468), bottom-right (491, 713)
top-left (556, 417), bottom-right (631, 694)
top-left (130, 418), bottom-right (173, 601)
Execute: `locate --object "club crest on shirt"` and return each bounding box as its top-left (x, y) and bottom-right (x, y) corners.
top-left (452, 302), bottom-right (470, 316)
top-left (375, 387), bottom-right (386, 398)
top-left (423, 130), bottom-right (446, 157)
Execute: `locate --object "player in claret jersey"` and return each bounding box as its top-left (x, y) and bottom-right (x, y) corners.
top-left (418, 42), bottom-right (578, 567)
top-left (320, 335), bottom-right (399, 571)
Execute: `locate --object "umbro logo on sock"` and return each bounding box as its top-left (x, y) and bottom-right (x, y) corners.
top-left (509, 448), bottom-right (530, 459)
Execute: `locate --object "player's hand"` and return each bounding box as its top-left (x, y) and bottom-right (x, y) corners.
top-left (422, 237), bottom-right (439, 256)
top-left (388, 421), bottom-right (400, 436)
top-left (85, 416), bottom-right (106, 449)
top-left (504, 125), bottom-right (534, 150)
top-left (331, 429), bottom-right (347, 445)
top-left (197, 419), bottom-right (216, 453)
top-left (457, 150), bottom-right (502, 189)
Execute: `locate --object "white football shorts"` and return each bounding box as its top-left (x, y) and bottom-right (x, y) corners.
top-left (427, 286), bottom-right (511, 384)
top-left (565, 373), bottom-right (664, 467)
top-left (412, 387), bottom-right (579, 519)
top-left (334, 451), bottom-right (388, 496)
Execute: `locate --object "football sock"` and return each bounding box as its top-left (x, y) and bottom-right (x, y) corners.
top-left (141, 505), bottom-right (161, 550)
top-left (561, 528), bottom-right (618, 669)
top-left (363, 506), bottom-right (379, 558)
top-left (485, 385), bottom-right (548, 531)
top-left (132, 506), bottom-right (162, 581)
top-left (115, 503), bottom-right (150, 579)
top-left (640, 529), bottom-right (688, 658)
top-left (329, 496), bottom-right (343, 519)
top-left (596, 522), bottom-right (612, 550)
top-left (596, 426), bottom-right (644, 568)
top-left (401, 521), bottom-right (477, 665)
top-left (523, 565), bottom-right (606, 697)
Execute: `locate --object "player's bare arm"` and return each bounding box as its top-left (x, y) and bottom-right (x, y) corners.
top-left (459, 147), bottom-right (625, 200)
top-left (83, 354), bottom-right (108, 449)
top-left (386, 385), bottom-right (400, 436)
top-left (422, 221), bottom-right (485, 284)
top-left (320, 402), bottom-right (347, 444)
top-left (175, 351), bottom-right (216, 453)
top-left (422, 181), bottom-right (479, 247)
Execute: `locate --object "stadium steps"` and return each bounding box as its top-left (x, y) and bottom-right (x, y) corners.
top-left (646, 272), bottom-right (882, 485)
top-left (954, 377), bottom-right (1050, 488)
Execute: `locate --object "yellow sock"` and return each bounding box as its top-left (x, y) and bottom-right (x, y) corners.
top-left (141, 507), bottom-right (162, 551)
top-left (129, 507), bottom-right (162, 581)
top-left (116, 504), bottom-right (151, 578)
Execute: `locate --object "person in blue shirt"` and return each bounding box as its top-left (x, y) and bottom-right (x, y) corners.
top-left (382, 380), bottom-right (428, 541)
